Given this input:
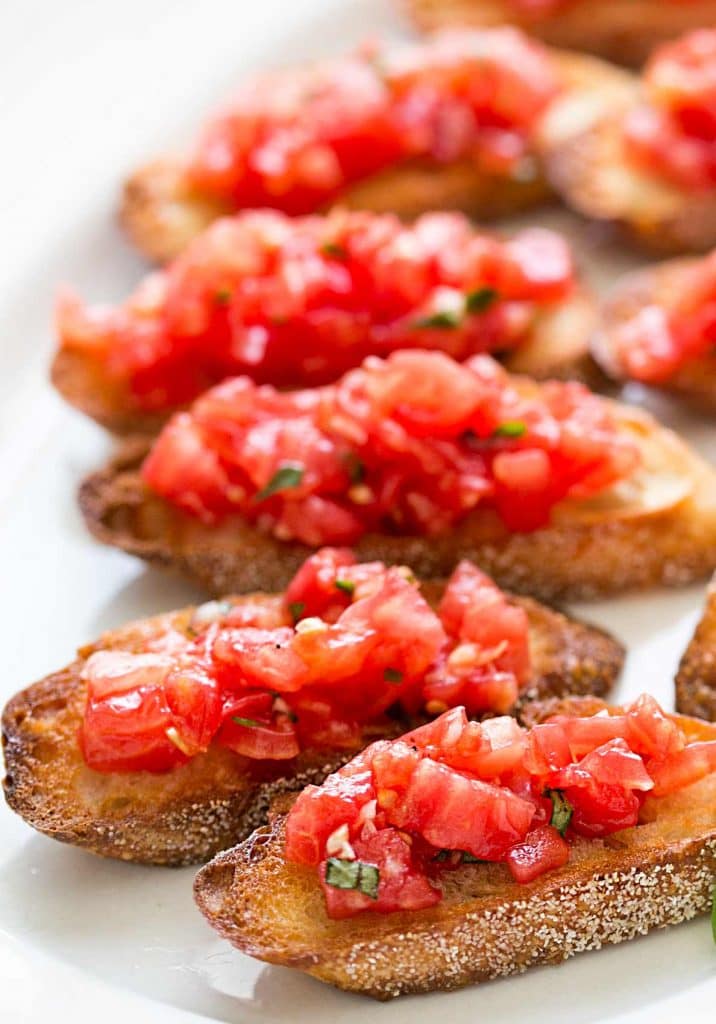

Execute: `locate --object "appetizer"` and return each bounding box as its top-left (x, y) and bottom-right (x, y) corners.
top-left (121, 27), bottom-right (633, 262)
top-left (677, 573), bottom-right (716, 721)
top-left (195, 695), bottom-right (716, 999)
top-left (0, 550), bottom-right (623, 865)
top-left (79, 350), bottom-right (716, 601)
top-left (402, 0), bottom-right (716, 68)
top-left (593, 248), bottom-right (716, 410)
top-left (54, 210), bottom-right (597, 433)
top-left (540, 29), bottom-right (716, 254)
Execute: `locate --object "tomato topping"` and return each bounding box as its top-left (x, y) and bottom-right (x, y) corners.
top-left (141, 350), bottom-right (640, 543)
top-left (285, 696), bottom-right (716, 917)
top-left (184, 29), bottom-right (559, 213)
top-left (624, 30), bottom-right (716, 191)
top-left (610, 251), bottom-right (716, 384)
top-left (56, 210), bottom-right (576, 410)
top-left (79, 552), bottom-right (531, 773)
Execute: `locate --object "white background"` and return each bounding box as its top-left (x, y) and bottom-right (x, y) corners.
top-left (0, 2), bottom-right (714, 1020)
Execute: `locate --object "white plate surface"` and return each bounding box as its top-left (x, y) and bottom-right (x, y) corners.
top-left (0, 2), bottom-right (714, 1020)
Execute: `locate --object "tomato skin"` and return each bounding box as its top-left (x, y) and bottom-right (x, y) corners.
top-left (564, 782), bottom-right (641, 838)
top-left (164, 662), bottom-right (221, 756)
top-left (217, 717), bottom-right (300, 760)
top-left (506, 825), bottom-right (569, 884)
top-left (285, 762), bottom-right (375, 865)
top-left (283, 547), bottom-right (357, 619)
top-left (649, 741), bottom-right (716, 796)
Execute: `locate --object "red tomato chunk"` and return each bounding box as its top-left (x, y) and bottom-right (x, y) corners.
top-left (56, 209), bottom-right (575, 408)
top-left (285, 694), bottom-right (716, 917)
top-left (184, 29), bottom-right (559, 213)
top-left (611, 250), bottom-right (716, 383)
top-left (79, 551), bottom-right (530, 773)
top-left (140, 350), bottom-right (640, 544)
top-left (625, 29), bottom-right (716, 191)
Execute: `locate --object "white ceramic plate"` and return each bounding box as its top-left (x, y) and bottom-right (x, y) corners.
top-left (1, 2), bottom-right (715, 1020)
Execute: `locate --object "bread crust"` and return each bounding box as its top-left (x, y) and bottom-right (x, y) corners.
top-left (119, 52), bottom-right (629, 264)
top-left (1, 589), bottom-right (622, 866)
top-left (676, 574), bottom-right (716, 722)
top-left (77, 402), bottom-right (716, 602)
top-left (193, 707), bottom-right (716, 999)
top-left (539, 86), bottom-right (716, 255)
top-left (402, 0), bottom-right (716, 67)
top-left (593, 258), bottom-right (716, 412)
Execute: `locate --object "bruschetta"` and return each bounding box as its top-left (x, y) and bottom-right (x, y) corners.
top-left (593, 249), bottom-right (716, 410)
top-left (194, 694), bottom-right (716, 999)
top-left (1, 551), bottom-right (623, 866)
top-left (78, 350), bottom-right (716, 602)
top-left (676, 574), bottom-right (716, 722)
top-left (402, 0), bottom-right (716, 68)
top-left (120, 28), bottom-right (634, 263)
top-left (539, 30), bottom-right (716, 254)
top-left (53, 210), bottom-right (598, 434)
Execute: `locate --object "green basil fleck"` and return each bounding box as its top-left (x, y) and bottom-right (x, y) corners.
top-left (335, 578), bottom-right (355, 595)
top-left (493, 420), bottom-right (527, 439)
top-left (214, 287), bottom-right (232, 305)
top-left (546, 789), bottom-right (573, 836)
top-left (232, 716), bottom-right (262, 729)
top-left (288, 601), bottom-right (305, 623)
top-left (413, 310), bottom-right (461, 330)
top-left (321, 242), bottom-right (347, 259)
top-left (254, 464), bottom-right (304, 502)
top-left (466, 286), bottom-right (499, 314)
top-left (325, 858), bottom-right (380, 899)
top-left (343, 452), bottom-right (365, 484)
top-left (384, 667), bottom-right (403, 684)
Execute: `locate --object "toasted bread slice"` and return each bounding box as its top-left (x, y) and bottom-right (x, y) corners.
top-left (593, 258), bottom-right (716, 412)
top-left (1, 588), bottom-right (622, 866)
top-left (402, 0), bottom-right (716, 67)
top-left (120, 52), bottom-right (628, 264)
top-left (539, 81), bottom-right (716, 255)
top-left (676, 574), bottom-right (716, 722)
top-left (50, 288), bottom-right (600, 436)
top-left (193, 701), bottom-right (716, 1000)
top-left (78, 400), bottom-right (716, 602)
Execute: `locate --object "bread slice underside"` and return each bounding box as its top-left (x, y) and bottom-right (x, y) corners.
top-left (193, 708), bottom-right (716, 999)
top-left (78, 402), bottom-right (716, 603)
top-left (1, 588), bottom-right (623, 866)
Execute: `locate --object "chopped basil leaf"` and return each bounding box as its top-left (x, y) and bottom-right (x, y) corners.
top-left (460, 852), bottom-right (485, 864)
top-left (321, 242), bottom-right (347, 259)
top-left (384, 667), bottom-right (403, 684)
top-left (335, 578), bottom-right (355, 595)
top-left (414, 310), bottom-right (461, 330)
top-left (232, 716), bottom-right (263, 728)
top-left (343, 452), bottom-right (365, 484)
top-left (325, 858), bottom-right (380, 899)
top-left (466, 286), bottom-right (499, 314)
top-left (214, 287), bottom-right (232, 305)
top-left (288, 601), bottom-right (305, 623)
top-left (493, 420), bottom-right (527, 439)
top-left (254, 464), bottom-right (304, 502)
top-left (546, 789), bottom-right (573, 836)
top-left (434, 849), bottom-right (486, 865)
top-left (712, 885), bottom-right (716, 945)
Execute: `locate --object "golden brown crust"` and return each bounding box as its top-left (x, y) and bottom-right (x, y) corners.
top-left (539, 87), bottom-right (716, 255)
top-left (1, 588), bottom-right (622, 866)
top-left (402, 0), bottom-right (716, 67)
top-left (676, 574), bottom-right (716, 722)
top-left (594, 259), bottom-right (716, 412)
top-left (194, 710), bottom-right (716, 999)
top-left (77, 401), bottom-right (716, 602)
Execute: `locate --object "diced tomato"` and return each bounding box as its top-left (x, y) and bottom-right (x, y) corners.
top-left (649, 740), bottom-right (716, 796)
top-left (564, 781), bottom-right (641, 838)
top-left (320, 828), bottom-right (441, 918)
top-left (163, 661), bottom-right (221, 756)
top-left (506, 825), bottom-right (569, 884)
top-left (283, 547), bottom-right (357, 620)
top-left (217, 716), bottom-right (300, 760)
top-left (285, 762), bottom-right (375, 865)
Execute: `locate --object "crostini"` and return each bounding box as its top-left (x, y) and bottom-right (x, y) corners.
top-left (79, 350), bottom-right (716, 602)
top-left (593, 249), bottom-right (716, 410)
top-left (120, 28), bottom-right (634, 263)
top-left (1, 551), bottom-right (624, 866)
top-left (194, 695), bottom-right (716, 999)
top-left (54, 210), bottom-right (599, 434)
top-left (676, 574), bottom-right (716, 722)
top-left (539, 30), bottom-right (716, 254)
top-left (402, 0), bottom-right (716, 68)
